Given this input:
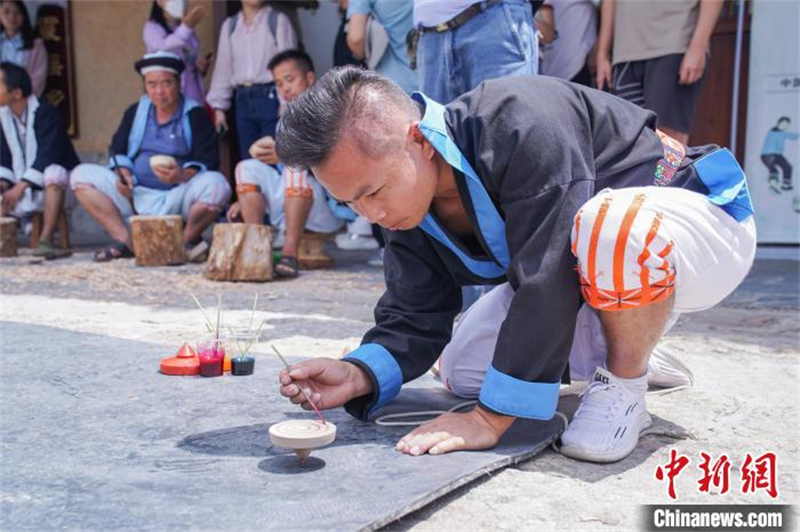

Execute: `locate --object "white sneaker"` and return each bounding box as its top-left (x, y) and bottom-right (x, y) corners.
top-left (335, 233), bottom-right (379, 251)
top-left (559, 367), bottom-right (651, 463)
top-left (647, 347), bottom-right (694, 389)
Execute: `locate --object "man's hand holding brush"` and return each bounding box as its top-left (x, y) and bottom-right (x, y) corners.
top-left (278, 358), bottom-right (373, 411)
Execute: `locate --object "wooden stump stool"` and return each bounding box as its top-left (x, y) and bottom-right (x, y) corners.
top-left (130, 215), bottom-right (186, 266)
top-left (0, 217), bottom-right (18, 257)
top-left (204, 223), bottom-right (273, 282)
top-left (298, 232), bottom-right (336, 270)
top-left (30, 210), bottom-right (70, 250)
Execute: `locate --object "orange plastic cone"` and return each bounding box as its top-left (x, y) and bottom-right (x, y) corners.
top-left (160, 343), bottom-right (200, 375)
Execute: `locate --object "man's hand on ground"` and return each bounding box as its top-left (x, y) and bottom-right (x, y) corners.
top-left (249, 136), bottom-right (279, 166)
top-left (396, 406), bottom-right (515, 456)
top-left (678, 45), bottom-right (707, 85)
top-left (1, 181), bottom-right (28, 214)
top-left (278, 358), bottom-right (372, 411)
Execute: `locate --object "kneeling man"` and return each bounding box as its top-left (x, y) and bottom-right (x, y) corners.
top-left (275, 67), bottom-right (755, 462)
top-left (71, 52), bottom-right (230, 262)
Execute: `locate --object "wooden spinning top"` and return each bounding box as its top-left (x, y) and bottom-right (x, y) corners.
top-left (269, 420), bottom-right (336, 463)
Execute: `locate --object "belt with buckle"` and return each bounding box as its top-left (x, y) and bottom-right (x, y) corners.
top-left (238, 81), bottom-right (274, 88)
top-left (418, 0), bottom-right (502, 33)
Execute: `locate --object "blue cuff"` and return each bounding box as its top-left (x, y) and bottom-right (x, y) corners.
top-left (694, 148), bottom-right (754, 222)
top-left (108, 154), bottom-right (134, 170)
top-left (343, 343), bottom-right (402, 417)
top-left (478, 365), bottom-right (560, 420)
top-left (22, 168), bottom-right (44, 188)
top-left (183, 161), bottom-right (208, 173)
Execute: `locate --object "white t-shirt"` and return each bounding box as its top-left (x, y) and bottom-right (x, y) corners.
top-left (413, 0), bottom-right (483, 28)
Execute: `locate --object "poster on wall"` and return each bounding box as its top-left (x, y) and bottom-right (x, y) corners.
top-left (744, 0), bottom-right (800, 243)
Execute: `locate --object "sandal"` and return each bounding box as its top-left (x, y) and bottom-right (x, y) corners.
top-left (93, 241), bottom-right (134, 262)
top-left (274, 255), bottom-right (300, 279)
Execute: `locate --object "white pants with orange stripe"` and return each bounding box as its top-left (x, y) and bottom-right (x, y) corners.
top-left (235, 159), bottom-right (344, 237)
top-left (439, 186), bottom-right (756, 398)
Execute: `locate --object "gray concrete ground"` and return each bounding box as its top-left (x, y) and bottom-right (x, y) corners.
top-left (1, 244), bottom-right (798, 530)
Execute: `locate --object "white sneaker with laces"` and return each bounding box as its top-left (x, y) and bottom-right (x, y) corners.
top-left (335, 233), bottom-right (379, 250)
top-left (559, 367), bottom-right (651, 463)
top-left (647, 347), bottom-right (694, 389)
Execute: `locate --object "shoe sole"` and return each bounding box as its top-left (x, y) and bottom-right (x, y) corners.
top-left (648, 347), bottom-right (694, 389)
top-left (559, 411), bottom-right (652, 463)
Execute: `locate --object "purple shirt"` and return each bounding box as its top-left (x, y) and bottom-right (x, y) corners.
top-left (143, 20), bottom-right (206, 105)
top-left (133, 104), bottom-right (189, 190)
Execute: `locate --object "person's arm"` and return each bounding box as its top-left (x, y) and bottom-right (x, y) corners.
top-left (1, 130), bottom-right (14, 182)
top-left (275, 10), bottom-right (298, 51)
top-left (342, 229), bottom-right (463, 420)
top-left (679, 0), bottom-right (723, 85)
top-left (28, 39), bottom-right (48, 97)
top-left (595, 0), bottom-right (615, 90)
top-left (186, 108), bottom-right (220, 173)
top-left (108, 105), bottom-right (137, 173)
top-left (142, 20), bottom-right (194, 54)
top-left (206, 19), bottom-right (235, 112)
top-left (346, 14), bottom-right (368, 60)
top-left (345, 0), bottom-right (371, 60)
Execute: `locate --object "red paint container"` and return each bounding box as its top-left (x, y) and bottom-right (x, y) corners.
top-left (197, 339), bottom-right (225, 378)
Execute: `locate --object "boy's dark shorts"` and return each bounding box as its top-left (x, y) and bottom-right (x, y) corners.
top-left (611, 53), bottom-right (706, 134)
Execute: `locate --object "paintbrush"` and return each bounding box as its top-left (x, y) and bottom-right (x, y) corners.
top-left (271, 344), bottom-right (327, 425)
top-left (189, 293), bottom-right (214, 333)
top-left (215, 294), bottom-right (222, 343)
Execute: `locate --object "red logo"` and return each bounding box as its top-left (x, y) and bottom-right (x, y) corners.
top-left (655, 449), bottom-right (779, 500)
top-left (741, 452), bottom-right (778, 499)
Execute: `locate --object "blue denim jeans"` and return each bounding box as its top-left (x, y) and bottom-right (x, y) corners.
top-left (417, 0), bottom-right (539, 104)
top-left (234, 84), bottom-right (280, 159)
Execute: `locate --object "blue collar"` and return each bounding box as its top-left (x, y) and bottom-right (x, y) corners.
top-left (412, 92), bottom-right (510, 279)
top-left (128, 95), bottom-right (200, 160)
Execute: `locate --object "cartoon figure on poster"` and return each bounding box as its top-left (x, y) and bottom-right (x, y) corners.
top-left (761, 115), bottom-right (799, 211)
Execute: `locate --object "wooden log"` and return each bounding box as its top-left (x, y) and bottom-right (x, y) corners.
top-left (203, 223), bottom-right (273, 282)
top-left (298, 231), bottom-right (336, 270)
top-left (130, 215), bottom-right (186, 266)
top-left (0, 217), bottom-right (18, 257)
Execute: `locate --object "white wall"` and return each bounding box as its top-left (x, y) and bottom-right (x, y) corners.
top-left (297, 1), bottom-right (341, 76)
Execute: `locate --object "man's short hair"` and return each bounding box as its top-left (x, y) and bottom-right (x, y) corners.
top-left (0, 62), bottom-right (33, 98)
top-left (275, 66), bottom-right (418, 169)
top-left (268, 49), bottom-right (315, 75)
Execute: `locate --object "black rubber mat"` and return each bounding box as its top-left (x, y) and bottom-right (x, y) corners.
top-left (0, 321), bottom-right (563, 531)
